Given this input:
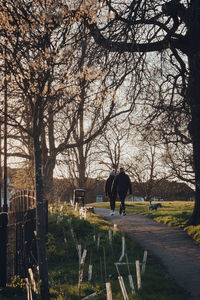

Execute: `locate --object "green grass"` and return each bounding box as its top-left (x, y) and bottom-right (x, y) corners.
top-left (1, 202), bottom-right (190, 299)
top-left (93, 201), bottom-right (200, 243)
top-left (46, 203), bottom-right (188, 299)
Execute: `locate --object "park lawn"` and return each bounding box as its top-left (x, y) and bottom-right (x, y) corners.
top-left (0, 202), bottom-right (192, 299)
top-left (46, 203), bottom-right (188, 300)
top-left (93, 201), bottom-right (200, 244)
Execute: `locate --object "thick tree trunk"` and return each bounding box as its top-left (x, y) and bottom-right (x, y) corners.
top-left (43, 157), bottom-right (56, 202)
top-left (34, 136), bottom-right (50, 299)
top-left (186, 51), bottom-right (200, 225)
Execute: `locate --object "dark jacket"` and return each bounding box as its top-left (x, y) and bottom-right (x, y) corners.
top-left (105, 175), bottom-right (115, 197)
top-left (112, 172), bottom-right (132, 194)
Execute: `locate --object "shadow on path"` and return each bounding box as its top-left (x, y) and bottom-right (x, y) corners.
top-left (94, 207), bottom-right (200, 300)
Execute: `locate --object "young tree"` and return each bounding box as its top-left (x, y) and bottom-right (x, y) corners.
top-left (83, 0), bottom-right (200, 225)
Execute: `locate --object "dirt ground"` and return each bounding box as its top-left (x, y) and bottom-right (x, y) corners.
top-left (94, 207), bottom-right (200, 300)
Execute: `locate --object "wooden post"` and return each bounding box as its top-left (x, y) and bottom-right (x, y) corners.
top-left (128, 274), bottom-right (135, 295)
top-left (78, 249), bottom-right (87, 298)
top-left (113, 224), bottom-right (117, 235)
top-left (106, 282), bottom-right (112, 300)
top-left (88, 264), bottom-right (92, 281)
top-left (141, 250), bottom-right (148, 274)
top-left (28, 268), bottom-right (38, 294)
top-left (119, 236), bottom-right (125, 262)
top-left (77, 244), bottom-right (82, 266)
top-left (118, 276), bottom-right (129, 300)
top-left (25, 278), bottom-right (30, 300)
top-left (25, 278), bottom-right (33, 300)
top-left (126, 253), bottom-right (135, 294)
top-left (135, 260), bottom-right (141, 289)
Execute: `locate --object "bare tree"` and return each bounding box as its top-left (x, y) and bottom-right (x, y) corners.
top-left (82, 0), bottom-right (200, 225)
top-left (163, 142), bottom-right (194, 185)
top-left (94, 119), bottom-right (130, 176)
top-left (125, 133), bottom-right (168, 201)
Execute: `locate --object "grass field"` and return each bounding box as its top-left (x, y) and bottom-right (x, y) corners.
top-left (46, 204), bottom-right (188, 299)
top-left (93, 201), bottom-right (200, 244)
top-left (1, 201), bottom-right (195, 299)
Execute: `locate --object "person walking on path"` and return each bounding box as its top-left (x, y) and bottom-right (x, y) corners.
top-left (105, 170), bottom-right (117, 215)
top-left (112, 167), bottom-right (132, 216)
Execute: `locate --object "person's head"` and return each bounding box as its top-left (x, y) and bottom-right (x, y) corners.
top-left (110, 170), bottom-right (115, 176)
top-left (119, 167), bottom-right (124, 173)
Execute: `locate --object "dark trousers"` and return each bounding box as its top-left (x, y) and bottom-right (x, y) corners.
top-left (118, 191), bottom-right (127, 213)
top-left (109, 191), bottom-right (117, 211)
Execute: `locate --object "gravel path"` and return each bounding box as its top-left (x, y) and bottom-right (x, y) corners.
top-left (94, 207), bottom-right (200, 300)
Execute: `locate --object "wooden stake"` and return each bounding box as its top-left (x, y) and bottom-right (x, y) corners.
top-left (118, 276), bottom-right (129, 300)
top-left (25, 278), bottom-right (32, 300)
top-left (113, 224), bottom-right (117, 235)
top-left (119, 236), bottom-right (125, 262)
top-left (77, 244), bottom-right (82, 265)
top-left (28, 268), bottom-right (38, 294)
top-left (135, 260), bottom-right (141, 289)
top-left (125, 254), bottom-right (135, 294)
top-left (88, 264), bottom-right (93, 281)
top-left (128, 274), bottom-right (135, 295)
top-left (106, 282), bottom-right (112, 300)
top-left (25, 278), bottom-right (30, 300)
top-left (78, 249), bottom-right (87, 297)
top-left (141, 250), bottom-right (148, 274)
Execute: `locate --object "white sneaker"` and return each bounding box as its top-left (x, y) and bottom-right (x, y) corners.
top-left (110, 210), bottom-right (114, 216)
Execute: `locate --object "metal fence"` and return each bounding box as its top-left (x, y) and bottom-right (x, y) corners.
top-left (0, 190), bottom-right (37, 286)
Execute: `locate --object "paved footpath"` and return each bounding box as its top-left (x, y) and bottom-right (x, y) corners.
top-left (94, 207), bottom-right (200, 300)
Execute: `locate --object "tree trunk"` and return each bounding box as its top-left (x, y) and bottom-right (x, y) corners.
top-left (43, 157), bottom-right (56, 202)
top-left (186, 50), bottom-right (200, 225)
top-left (78, 153), bottom-right (86, 188)
top-left (42, 104), bottom-right (56, 202)
top-left (34, 136), bottom-right (50, 299)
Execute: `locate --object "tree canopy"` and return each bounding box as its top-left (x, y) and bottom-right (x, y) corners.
top-left (80, 0), bottom-right (200, 225)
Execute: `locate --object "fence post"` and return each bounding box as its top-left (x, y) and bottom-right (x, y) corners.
top-left (0, 212), bottom-right (8, 287)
